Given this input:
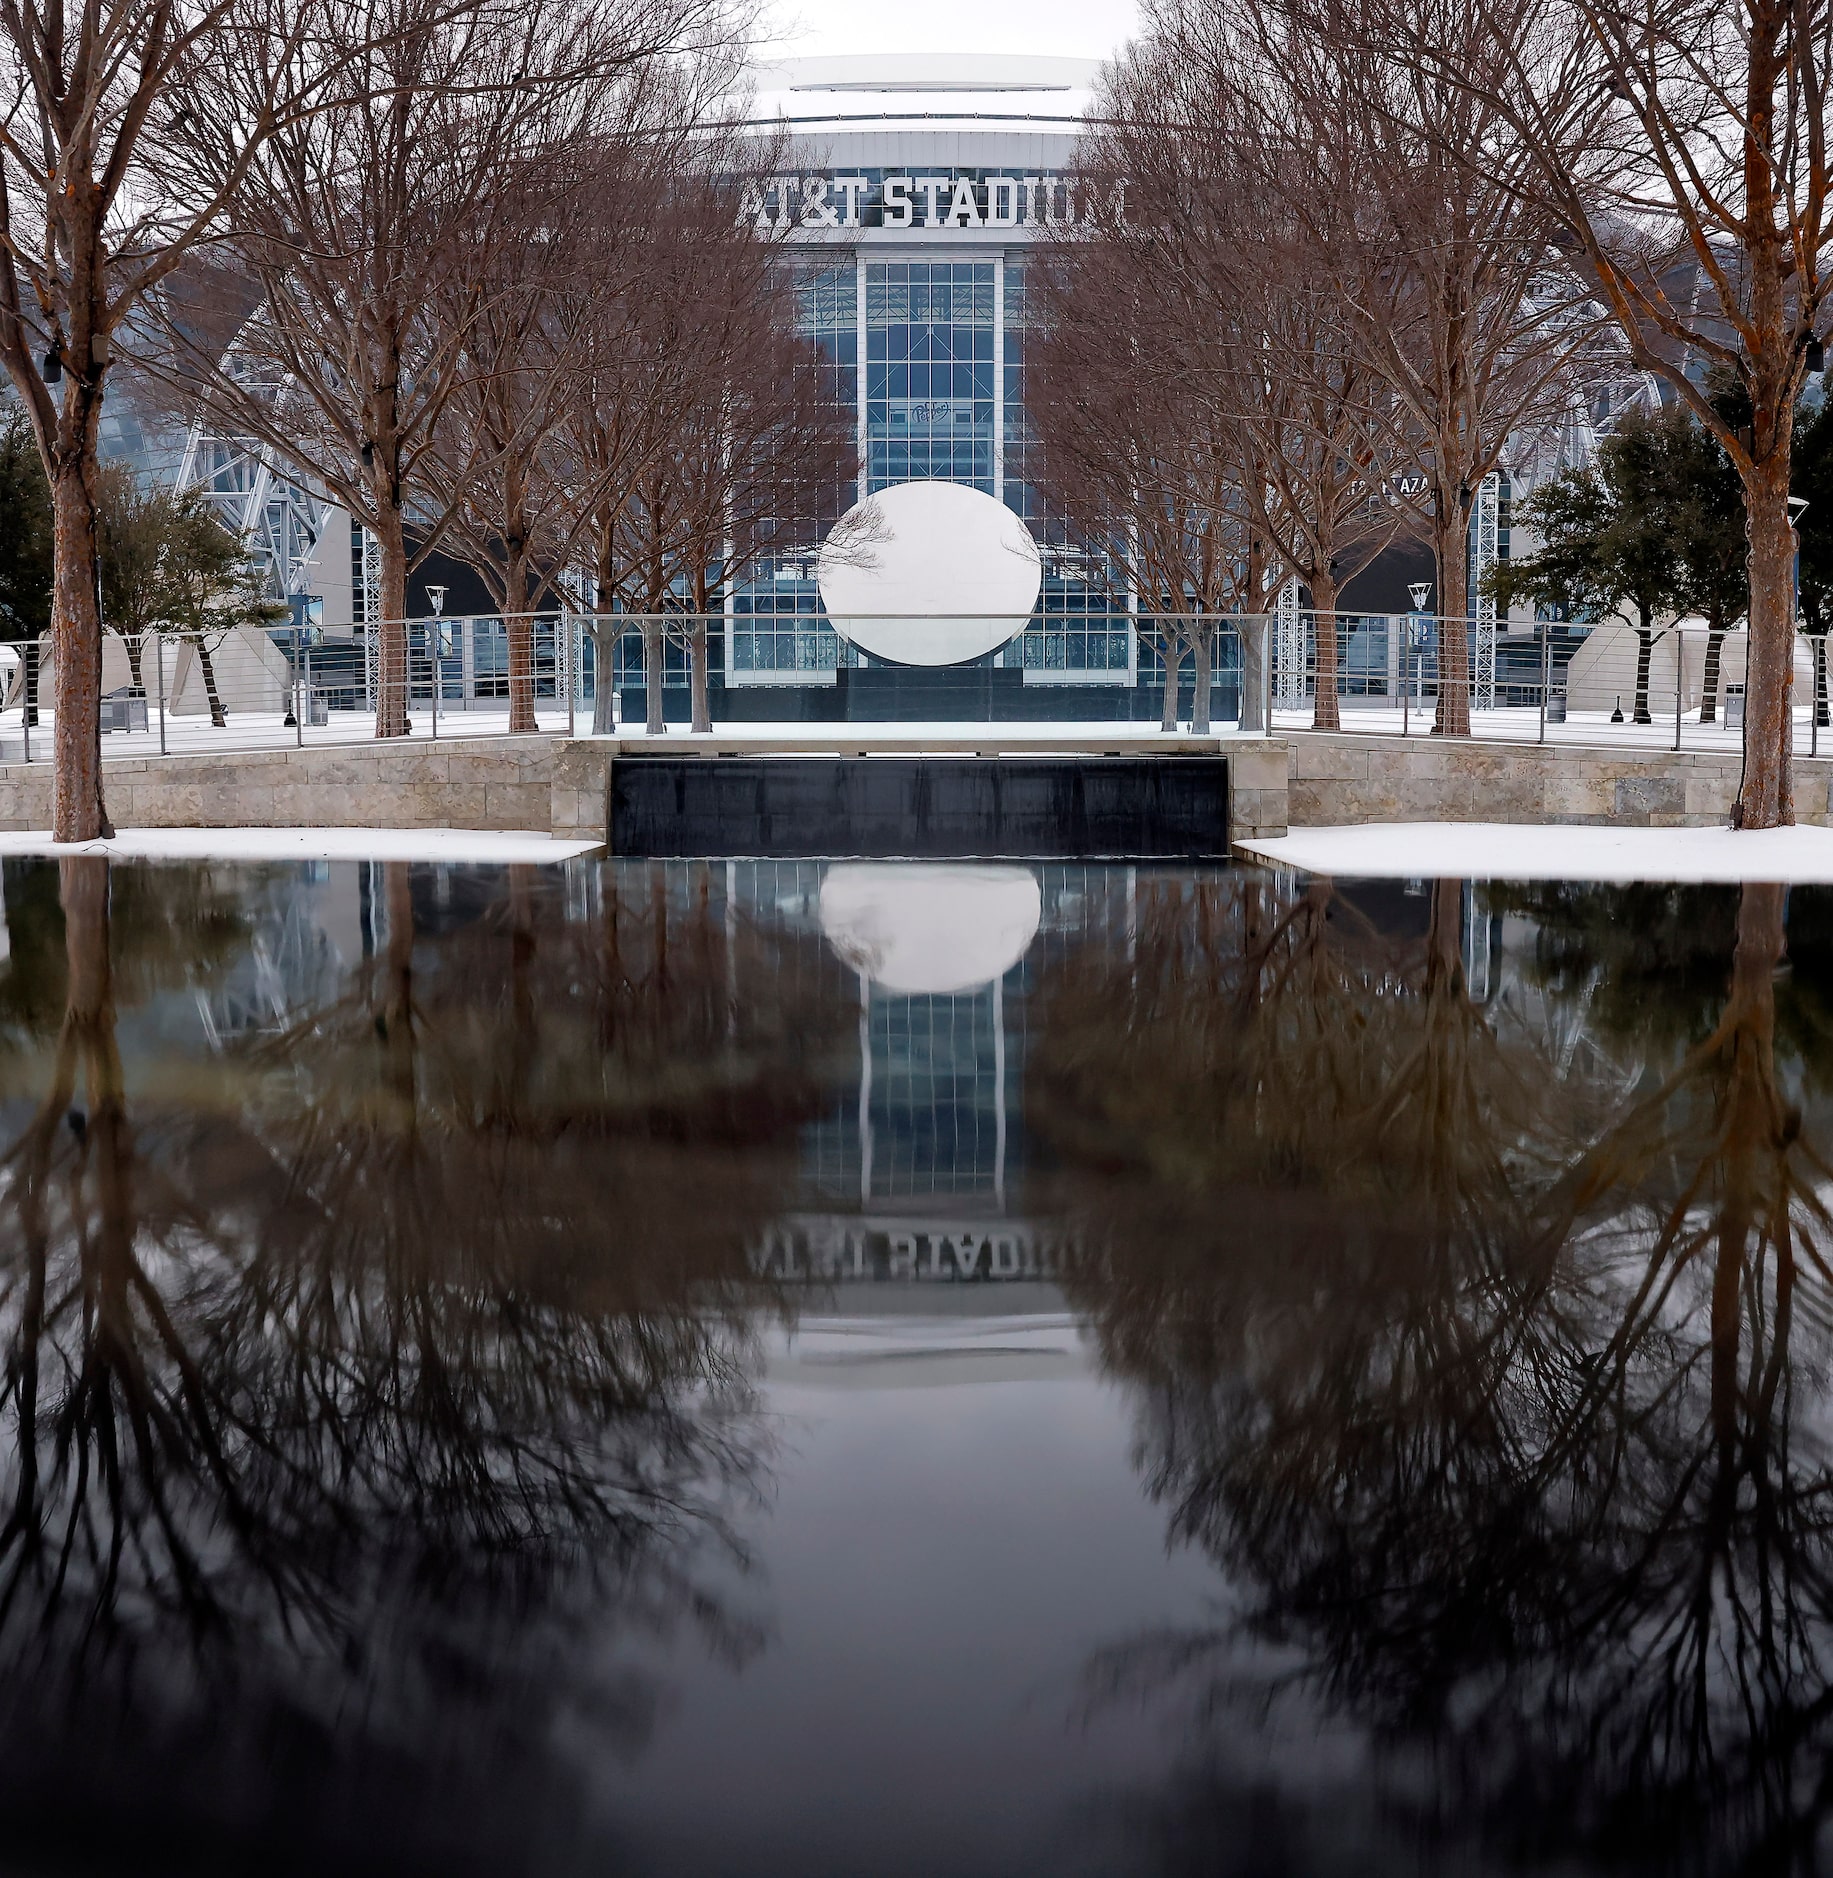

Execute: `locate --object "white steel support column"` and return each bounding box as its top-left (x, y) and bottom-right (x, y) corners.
top-left (855, 252), bottom-right (870, 495)
top-left (1473, 471), bottom-right (1501, 711)
top-left (360, 526), bottom-right (380, 630)
top-left (1275, 577), bottom-right (1304, 708)
top-left (992, 254), bottom-right (1006, 506)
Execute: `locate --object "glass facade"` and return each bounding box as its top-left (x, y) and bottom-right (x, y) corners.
top-left (727, 241), bottom-right (1129, 688)
top-left (865, 262), bottom-right (996, 494)
top-left (728, 261), bottom-right (859, 682)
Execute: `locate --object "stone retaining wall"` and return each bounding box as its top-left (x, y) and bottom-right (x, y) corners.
top-left (0, 738), bottom-right (602, 837)
top-left (1285, 734), bottom-right (1833, 828)
top-left (3, 731), bottom-right (1823, 843)
top-left (0, 735), bottom-right (1294, 845)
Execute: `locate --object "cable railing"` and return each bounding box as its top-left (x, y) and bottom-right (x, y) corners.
top-left (0, 610), bottom-right (1826, 762)
top-left (1261, 612), bottom-right (1833, 757)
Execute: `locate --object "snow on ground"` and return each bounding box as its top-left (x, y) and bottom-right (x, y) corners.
top-left (1238, 821), bottom-right (1833, 884)
top-left (0, 829), bottom-right (602, 863)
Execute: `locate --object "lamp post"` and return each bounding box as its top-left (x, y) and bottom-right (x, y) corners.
top-left (1405, 582), bottom-right (1431, 736)
top-left (426, 586), bottom-right (446, 741)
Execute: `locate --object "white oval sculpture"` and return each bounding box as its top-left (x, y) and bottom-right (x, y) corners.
top-left (818, 864), bottom-right (1042, 996)
top-left (818, 479), bottom-right (1041, 667)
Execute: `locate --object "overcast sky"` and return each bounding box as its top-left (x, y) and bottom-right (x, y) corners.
top-left (760, 0), bottom-right (1141, 62)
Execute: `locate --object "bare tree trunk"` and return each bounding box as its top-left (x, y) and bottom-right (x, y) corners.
top-left (1160, 628), bottom-right (1183, 731)
top-left (591, 622), bottom-right (619, 734)
top-left (1238, 531), bottom-right (1268, 733)
top-left (1310, 569), bottom-right (1340, 732)
top-left (1701, 628), bottom-right (1727, 723)
top-left (50, 459), bottom-right (112, 841)
top-left (197, 640), bottom-right (227, 728)
top-left (505, 561), bottom-right (536, 734)
top-left (375, 502), bottom-right (411, 740)
top-left (1190, 619), bottom-right (1213, 734)
top-left (1633, 622), bottom-right (1656, 725)
top-left (1739, 465), bottom-right (1796, 827)
top-left (644, 620), bottom-right (667, 735)
top-left (1237, 615), bottom-right (1267, 733)
top-left (689, 620), bottom-right (711, 734)
top-left (1431, 491), bottom-right (1471, 738)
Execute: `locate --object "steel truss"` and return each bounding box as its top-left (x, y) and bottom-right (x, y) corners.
top-left (176, 419), bottom-right (336, 610)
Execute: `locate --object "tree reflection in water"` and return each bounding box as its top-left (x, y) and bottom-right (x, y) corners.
top-left (0, 856), bottom-right (834, 1874)
top-left (1033, 871), bottom-right (1833, 1874)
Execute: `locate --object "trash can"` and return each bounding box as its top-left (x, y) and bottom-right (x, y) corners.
top-left (1726, 683), bottom-right (1745, 729)
top-left (101, 685), bottom-right (148, 733)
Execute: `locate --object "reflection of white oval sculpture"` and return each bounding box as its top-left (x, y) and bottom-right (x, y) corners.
top-left (818, 864), bottom-right (1042, 996)
top-left (818, 479), bottom-right (1041, 667)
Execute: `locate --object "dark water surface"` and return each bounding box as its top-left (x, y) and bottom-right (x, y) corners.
top-left (1, 854), bottom-right (1830, 1877)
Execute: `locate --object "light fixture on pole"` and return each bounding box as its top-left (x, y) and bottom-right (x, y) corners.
top-left (424, 587), bottom-right (448, 734)
top-left (1404, 583), bottom-right (1432, 717)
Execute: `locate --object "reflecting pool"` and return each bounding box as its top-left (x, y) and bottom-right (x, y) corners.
top-left (1, 854), bottom-right (1832, 1875)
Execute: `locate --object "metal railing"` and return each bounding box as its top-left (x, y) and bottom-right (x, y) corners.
top-left (0, 610), bottom-right (1825, 762)
top-left (1263, 612), bottom-right (1833, 757)
top-left (0, 614), bottom-right (596, 763)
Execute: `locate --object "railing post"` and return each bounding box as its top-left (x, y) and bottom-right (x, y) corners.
top-left (1539, 621), bottom-right (1548, 744)
top-left (1674, 628), bottom-right (1683, 752)
top-left (1802, 634), bottom-right (1817, 758)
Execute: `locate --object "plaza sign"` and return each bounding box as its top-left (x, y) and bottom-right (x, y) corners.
top-left (740, 171), bottom-right (1118, 232)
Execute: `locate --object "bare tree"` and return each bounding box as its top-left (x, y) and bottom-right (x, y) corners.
top-left (427, 71), bottom-right (745, 733)
top-left (1076, 39), bottom-right (1417, 732)
top-left (0, 0), bottom-right (340, 839)
top-left (1028, 229), bottom-right (1247, 732)
top-left (1264, 0), bottom-right (1597, 734)
top-left (564, 152), bottom-right (855, 737)
top-left (1401, 0), bottom-right (1833, 823)
top-left (614, 230), bottom-right (857, 731)
top-left (167, 0), bottom-right (746, 739)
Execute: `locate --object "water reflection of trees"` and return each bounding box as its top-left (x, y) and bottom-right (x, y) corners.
top-left (1033, 870), bottom-right (1833, 1874)
top-left (0, 856), bottom-right (836, 1872)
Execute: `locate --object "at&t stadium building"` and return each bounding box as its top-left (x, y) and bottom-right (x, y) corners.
top-left (623, 51), bottom-right (1232, 723)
